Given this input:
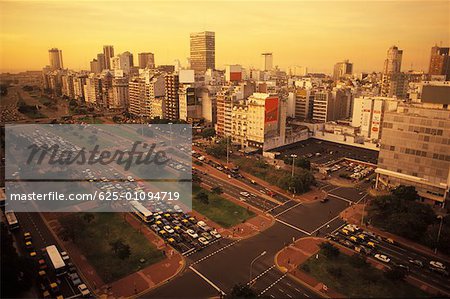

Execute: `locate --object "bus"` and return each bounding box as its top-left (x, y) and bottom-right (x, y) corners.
top-left (130, 201), bottom-right (153, 223)
top-left (46, 245), bottom-right (66, 276)
top-left (5, 210), bottom-right (19, 230)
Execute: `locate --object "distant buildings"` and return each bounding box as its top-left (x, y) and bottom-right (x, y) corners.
top-left (376, 104), bottom-right (450, 206)
top-left (312, 89), bottom-right (351, 123)
top-left (429, 45), bottom-right (450, 80)
top-left (262, 53), bottom-right (273, 71)
top-left (333, 60), bottom-right (353, 81)
top-left (190, 31), bottom-right (215, 72)
top-left (111, 51), bottom-right (134, 75)
top-left (48, 48), bottom-right (63, 70)
top-left (103, 45), bottom-right (114, 70)
top-left (138, 52), bottom-right (155, 69)
top-left (164, 73), bottom-right (180, 120)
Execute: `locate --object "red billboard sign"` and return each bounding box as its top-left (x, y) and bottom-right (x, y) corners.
top-left (265, 96), bottom-right (279, 124)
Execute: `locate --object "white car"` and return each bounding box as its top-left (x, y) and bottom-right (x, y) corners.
top-left (240, 191), bottom-right (250, 197)
top-left (374, 254), bottom-right (390, 263)
top-left (198, 237), bottom-right (209, 246)
top-left (127, 176), bottom-right (134, 182)
top-left (60, 251), bottom-right (70, 261)
top-left (163, 226), bottom-right (174, 234)
top-left (197, 221), bottom-right (207, 228)
top-left (430, 261), bottom-right (446, 270)
top-left (186, 229), bottom-right (198, 238)
top-left (78, 284), bottom-right (90, 297)
top-left (210, 230), bottom-right (221, 239)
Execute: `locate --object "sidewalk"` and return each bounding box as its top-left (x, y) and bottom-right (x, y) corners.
top-left (341, 203), bottom-right (450, 262)
top-left (274, 237), bottom-right (344, 298)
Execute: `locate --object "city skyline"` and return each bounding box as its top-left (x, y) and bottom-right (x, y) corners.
top-left (0, 1), bottom-right (449, 73)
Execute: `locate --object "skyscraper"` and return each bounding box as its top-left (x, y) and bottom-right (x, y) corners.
top-left (333, 60), bottom-right (353, 81)
top-left (138, 52), bottom-right (155, 69)
top-left (262, 53), bottom-right (273, 71)
top-left (103, 45), bottom-right (114, 70)
top-left (190, 31), bottom-right (215, 72)
top-left (383, 45), bottom-right (403, 74)
top-left (381, 46), bottom-right (408, 99)
top-left (48, 48), bottom-right (63, 70)
top-left (428, 45), bottom-right (450, 80)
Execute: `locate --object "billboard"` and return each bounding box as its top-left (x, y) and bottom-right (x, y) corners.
top-left (179, 69), bottom-right (195, 83)
top-left (229, 72), bottom-right (242, 82)
top-left (265, 96), bottom-right (279, 124)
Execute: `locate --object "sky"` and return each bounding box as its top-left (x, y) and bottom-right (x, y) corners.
top-left (0, 0), bottom-right (449, 74)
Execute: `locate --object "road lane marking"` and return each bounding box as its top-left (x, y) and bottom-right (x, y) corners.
top-left (310, 215), bottom-right (341, 235)
top-left (274, 202), bottom-right (303, 218)
top-left (190, 239), bottom-right (240, 266)
top-left (248, 265), bottom-right (276, 285)
top-left (327, 193), bottom-right (354, 204)
top-left (189, 266), bottom-right (226, 296)
top-left (259, 274), bottom-right (287, 296)
top-left (275, 219), bottom-right (311, 235)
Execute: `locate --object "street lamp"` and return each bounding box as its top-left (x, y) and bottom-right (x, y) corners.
top-left (249, 251), bottom-right (267, 285)
top-left (290, 154), bottom-right (298, 178)
top-left (434, 215), bottom-right (444, 254)
top-left (168, 122), bottom-right (173, 147)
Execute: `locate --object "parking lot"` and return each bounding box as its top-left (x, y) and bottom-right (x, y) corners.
top-left (271, 138), bottom-right (379, 166)
top-left (326, 159), bottom-right (376, 183)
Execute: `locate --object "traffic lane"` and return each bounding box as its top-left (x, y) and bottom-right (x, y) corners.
top-left (276, 198), bottom-right (348, 233)
top-left (199, 173), bottom-right (278, 211)
top-left (373, 243), bottom-right (450, 291)
top-left (268, 200), bottom-right (297, 215)
top-left (192, 222), bottom-right (308, 292)
top-left (145, 269), bottom-right (219, 298)
top-left (328, 186), bottom-right (368, 203)
top-left (265, 276), bottom-right (315, 299)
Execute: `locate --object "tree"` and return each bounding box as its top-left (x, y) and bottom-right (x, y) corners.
top-left (392, 185), bottom-right (419, 201)
top-left (201, 128), bottom-right (216, 139)
top-left (349, 254), bottom-right (368, 268)
top-left (211, 186), bottom-right (223, 194)
top-left (319, 242), bottom-right (340, 258)
top-left (109, 239), bottom-right (131, 259)
top-left (196, 191), bottom-right (209, 204)
top-left (226, 283), bottom-right (257, 298)
top-left (82, 213), bottom-right (95, 224)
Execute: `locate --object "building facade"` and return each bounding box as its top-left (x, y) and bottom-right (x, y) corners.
top-left (48, 48), bottom-right (63, 70)
top-left (376, 105), bottom-right (450, 206)
top-left (190, 31), bottom-right (215, 72)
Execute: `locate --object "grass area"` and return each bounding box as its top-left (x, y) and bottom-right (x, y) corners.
top-left (77, 116), bottom-right (103, 124)
top-left (300, 249), bottom-right (428, 298)
top-left (192, 185), bottom-right (255, 228)
top-left (21, 109), bottom-right (47, 119)
top-left (59, 213), bottom-right (164, 283)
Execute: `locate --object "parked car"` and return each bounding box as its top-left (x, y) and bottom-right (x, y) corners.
top-left (198, 237), bottom-right (209, 246)
top-left (78, 284), bottom-right (91, 297)
top-left (210, 230), bottom-right (222, 239)
top-left (164, 226), bottom-right (174, 234)
top-left (374, 254), bottom-right (390, 263)
top-left (429, 261), bottom-right (446, 270)
top-left (186, 229), bottom-right (198, 239)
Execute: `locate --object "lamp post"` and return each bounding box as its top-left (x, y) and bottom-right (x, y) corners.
top-left (168, 122), bottom-right (173, 147)
top-left (249, 251), bottom-right (267, 285)
top-left (290, 154), bottom-right (297, 178)
top-left (434, 215), bottom-right (444, 254)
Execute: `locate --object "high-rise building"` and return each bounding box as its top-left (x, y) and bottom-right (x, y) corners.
top-left (333, 60), bottom-right (353, 81)
top-left (190, 31), bottom-right (215, 72)
top-left (294, 88), bottom-right (314, 120)
top-left (97, 53), bottom-right (106, 72)
top-left (103, 45), bottom-right (114, 70)
top-left (381, 46), bottom-right (408, 99)
top-left (383, 45), bottom-right (403, 74)
top-left (164, 73), bottom-right (180, 120)
top-left (48, 48), bottom-right (63, 70)
top-left (138, 52), bottom-right (155, 69)
top-left (90, 59), bottom-right (100, 74)
top-left (262, 53), bottom-right (273, 71)
top-left (376, 104), bottom-right (450, 206)
top-left (225, 65), bottom-right (243, 83)
top-left (111, 77), bottom-right (129, 109)
top-left (111, 52), bottom-right (134, 74)
top-left (428, 45), bottom-right (450, 80)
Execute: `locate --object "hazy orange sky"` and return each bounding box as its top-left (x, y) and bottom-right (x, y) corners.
top-left (0, 1), bottom-right (449, 73)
